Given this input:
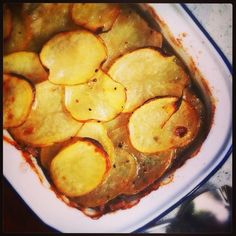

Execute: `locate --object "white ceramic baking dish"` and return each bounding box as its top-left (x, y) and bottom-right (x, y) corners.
top-left (3, 3), bottom-right (232, 233)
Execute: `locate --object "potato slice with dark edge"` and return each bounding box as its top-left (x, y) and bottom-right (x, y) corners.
top-left (100, 6), bottom-right (162, 70)
top-left (73, 148), bottom-right (137, 207)
top-left (128, 97), bottom-right (200, 153)
top-left (108, 48), bottom-right (189, 112)
top-left (3, 74), bottom-right (34, 128)
top-left (50, 139), bottom-right (110, 197)
top-left (3, 51), bottom-right (48, 84)
top-left (64, 70), bottom-right (126, 121)
top-left (72, 3), bottom-right (120, 33)
top-left (3, 4), bottom-right (12, 39)
top-left (3, 6), bottom-right (32, 55)
top-left (77, 121), bottom-right (115, 164)
top-left (40, 122), bottom-right (115, 171)
top-left (9, 81), bottom-right (82, 147)
top-left (40, 30), bottom-right (107, 85)
top-left (22, 3), bottom-right (78, 52)
top-left (104, 113), bottom-right (174, 195)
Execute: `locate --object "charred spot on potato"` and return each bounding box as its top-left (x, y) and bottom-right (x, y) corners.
top-left (174, 126), bottom-right (188, 137)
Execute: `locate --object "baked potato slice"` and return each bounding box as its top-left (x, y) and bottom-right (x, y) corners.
top-left (73, 148), bottom-right (137, 207)
top-left (3, 51), bottom-right (48, 84)
top-left (72, 3), bottom-right (120, 32)
top-left (64, 70), bottom-right (126, 121)
top-left (109, 48), bottom-right (189, 112)
top-left (3, 4), bottom-right (12, 39)
top-left (22, 3), bottom-right (77, 52)
top-left (3, 7), bottom-right (32, 55)
top-left (40, 30), bottom-right (107, 85)
top-left (128, 97), bottom-right (200, 153)
top-left (9, 81), bottom-right (82, 147)
top-left (3, 74), bottom-right (34, 128)
top-left (100, 6), bottom-right (162, 70)
top-left (77, 121), bottom-right (115, 164)
top-left (50, 139), bottom-right (110, 197)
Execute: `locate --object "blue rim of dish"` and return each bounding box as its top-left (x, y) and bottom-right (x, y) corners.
top-left (134, 3), bottom-right (232, 233)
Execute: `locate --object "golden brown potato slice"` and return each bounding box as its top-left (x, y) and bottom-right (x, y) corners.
top-left (77, 121), bottom-right (115, 164)
top-left (50, 139), bottom-right (110, 197)
top-left (3, 5), bottom-right (12, 39)
top-left (100, 6), bottom-right (162, 70)
top-left (64, 70), bottom-right (126, 121)
top-left (73, 148), bottom-right (137, 207)
top-left (3, 74), bottom-right (34, 128)
top-left (71, 3), bottom-right (120, 33)
top-left (40, 30), bottom-right (107, 85)
top-left (3, 8), bottom-right (32, 55)
top-left (3, 51), bottom-right (48, 84)
top-left (22, 3), bottom-right (77, 52)
top-left (109, 48), bottom-right (189, 112)
top-left (9, 81), bottom-right (82, 147)
top-left (128, 97), bottom-right (200, 153)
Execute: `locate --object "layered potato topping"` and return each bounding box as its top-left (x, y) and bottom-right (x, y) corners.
top-left (3, 3), bottom-right (208, 218)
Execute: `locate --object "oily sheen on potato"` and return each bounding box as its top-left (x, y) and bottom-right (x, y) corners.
top-left (64, 70), bottom-right (126, 121)
top-left (128, 97), bottom-right (200, 153)
top-left (50, 139), bottom-right (110, 197)
top-left (72, 3), bottom-right (120, 32)
top-left (9, 81), bottom-right (82, 147)
top-left (40, 30), bottom-right (107, 85)
top-left (3, 74), bottom-right (34, 128)
top-left (109, 48), bottom-right (189, 112)
top-left (3, 51), bottom-right (48, 84)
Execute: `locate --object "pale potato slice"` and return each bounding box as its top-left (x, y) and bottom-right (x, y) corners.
top-left (3, 4), bottom-right (12, 39)
top-left (100, 6), bottom-right (162, 70)
top-left (128, 97), bottom-right (200, 153)
top-left (3, 74), bottom-right (34, 128)
top-left (77, 121), bottom-right (115, 164)
top-left (50, 139), bottom-right (110, 197)
top-left (3, 51), bottom-right (48, 84)
top-left (73, 148), bottom-right (137, 207)
top-left (124, 150), bottom-right (174, 195)
top-left (40, 30), bottom-right (107, 85)
top-left (109, 48), bottom-right (189, 112)
top-left (3, 8), bottom-right (32, 55)
top-left (22, 3), bottom-right (77, 52)
top-left (64, 70), bottom-right (126, 121)
top-left (72, 3), bottom-right (120, 32)
top-left (9, 81), bottom-right (82, 147)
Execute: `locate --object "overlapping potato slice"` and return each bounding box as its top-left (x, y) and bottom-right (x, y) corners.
top-left (77, 121), bottom-right (115, 163)
top-left (100, 6), bottom-right (162, 70)
top-left (22, 3), bottom-right (77, 52)
top-left (3, 4), bottom-right (12, 39)
top-left (128, 97), bottom-right (200, 153)
top-left (50, 139), bottom-right (110, 197)
top-left (72, 3), bottom-right (120, 32)
top-left (124, 150), bottom-right (174, 195)
top-left (40, 30), bottom-right (107, 85)
top-left (73, 148), bottom-right (137, 207)
top-left (109, 48), bottom-right (189, 112)
top-left (104, 113), bottom-right (174, 194)
top-left (9, 81), bottom-right (82, 147)
top-left (3, 52), bottom-right (48, 84)
top-left (3, 74), bottom-right (34, 128)
top-left (3, 7), bottom-right (32, 55)
top-left (64, 70), bottom-right (126, 121)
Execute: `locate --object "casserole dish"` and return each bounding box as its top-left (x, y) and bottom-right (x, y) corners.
top-left (3, 3), bottom-right (232, 233)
